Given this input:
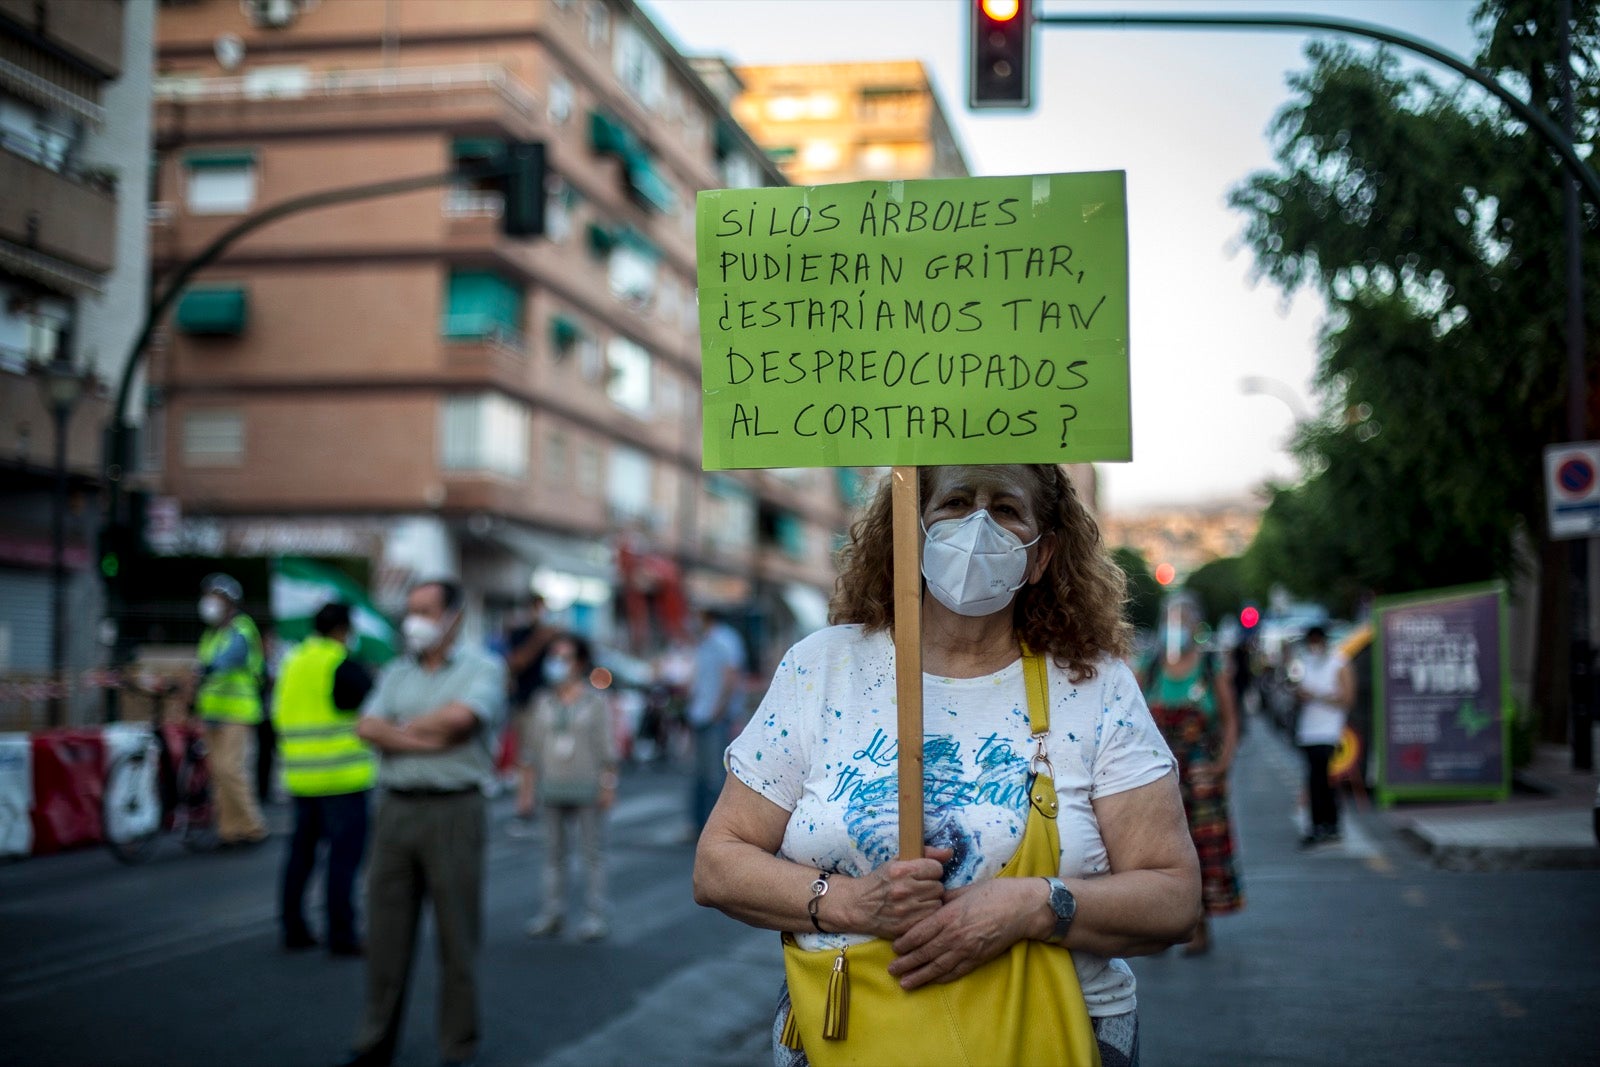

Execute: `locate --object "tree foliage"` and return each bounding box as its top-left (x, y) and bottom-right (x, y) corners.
top-left (1111, 546), bottom-right (1163, 633)
top-left (1230, 0), bottom-right (1600, 607)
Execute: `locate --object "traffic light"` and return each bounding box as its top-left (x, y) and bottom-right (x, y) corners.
top-left (501, 141), bottom-right (546, 238)
top-left (1154, 562), bottom-right (1176, 586)
top-left (969, 0), bottom-right (1033, 109)
top-left (1240, 605), bottom-right (1261, 629)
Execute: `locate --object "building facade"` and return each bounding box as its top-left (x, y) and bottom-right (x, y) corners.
top-left (0, 0), bottom-right (153, 726)
top-left (146, 0), bottom-right (846, 666)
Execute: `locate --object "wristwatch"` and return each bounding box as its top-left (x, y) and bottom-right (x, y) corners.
top-left (1042, 877), bottom-right (1077, 943)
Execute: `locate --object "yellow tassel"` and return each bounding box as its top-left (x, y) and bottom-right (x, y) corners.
top-left (823, 947), bottom-right (849, 1040)
top-left (779, 1004), bottom-right (802, 1050)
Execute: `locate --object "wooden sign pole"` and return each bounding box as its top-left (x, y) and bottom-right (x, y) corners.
top-left (890, 466), bottom-right (924, 860)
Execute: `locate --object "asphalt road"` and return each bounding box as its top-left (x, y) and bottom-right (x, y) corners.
top-left (0, 715), bottom-right (1595, 1067)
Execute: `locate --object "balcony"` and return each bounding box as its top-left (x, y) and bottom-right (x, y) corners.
top-left (153, 64), bottom-right (543, 140)
top-left (0, 145), bottom-right (116, 274)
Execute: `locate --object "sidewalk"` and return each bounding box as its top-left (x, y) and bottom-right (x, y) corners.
top-left (1378, 739), bottom-right (1600, 871)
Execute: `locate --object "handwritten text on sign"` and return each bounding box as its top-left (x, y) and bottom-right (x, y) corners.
top-left (696, 172), bottom-right (1130, 470)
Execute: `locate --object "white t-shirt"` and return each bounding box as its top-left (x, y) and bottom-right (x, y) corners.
top-left (1295, 650), bottom-right (1350, 746)
top-left (726, 624), bottom-right (1176, 1019)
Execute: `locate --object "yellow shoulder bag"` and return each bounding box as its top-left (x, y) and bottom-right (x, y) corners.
top-left (779, 649), bottom-right (1101, 1066)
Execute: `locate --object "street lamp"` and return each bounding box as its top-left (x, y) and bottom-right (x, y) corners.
top-left (30, 350), bottom-right (89, 729)
top-left (1239, 375), bottom-right (1310, 423)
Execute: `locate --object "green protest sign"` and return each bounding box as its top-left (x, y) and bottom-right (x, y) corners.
top-left (696, 172), bottom-right (1130, 470)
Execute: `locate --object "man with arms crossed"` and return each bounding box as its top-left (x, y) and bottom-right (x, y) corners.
top-left (339, 580), bottom-right (505, 1067)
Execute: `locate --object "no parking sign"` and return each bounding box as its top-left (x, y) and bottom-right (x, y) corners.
top-left (1544, 441), bottom-right (1600, 540)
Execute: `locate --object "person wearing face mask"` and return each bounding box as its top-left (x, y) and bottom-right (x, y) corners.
top-left (1294, 626), bottom-right (1355, 849)
top-left (694, 465), bottom-right (1198, 1067)
top-left (339, 579), bottom-right (506, 1067)
top-left (192, 573), bottom-right (269, 847)
top-left (1139, 595), bottom-right (1243, 957)
top-left (519, 633), bottom-right (619, 941)
top-left (685, 602), bottom-right (749, 837)
top-left (272, 601), bottom-right (376, 955)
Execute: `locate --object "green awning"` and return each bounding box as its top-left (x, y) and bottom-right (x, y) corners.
top-left (713, 118), bottom-right (740, 160)
top-left (615, 226), bottom-right (660, 260)
top-left (625, 154), bottom-right (676, 213)
top-left (452, 137), bottom-right (505, 162)
top-left (765, 145), bottom-right (798, 162)
top-left (589, 110), bottom-right (636, 157)
top-left (586, 222), bottom-right (619, 256)
top-left (550, 315), bottom-right (581, 352)
top-left (184, 151), bottom-right (256, 170)
top-left (176, 287), bottom-right (248, 335)
top-left (441, 270), bottom-right (521, 338)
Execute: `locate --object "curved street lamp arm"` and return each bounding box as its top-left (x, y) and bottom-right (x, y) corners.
top-left (1035, 11), bottom-right (1600, 211)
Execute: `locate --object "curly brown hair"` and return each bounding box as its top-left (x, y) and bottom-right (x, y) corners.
top-left (828, 464), bottom-right (1131, 682)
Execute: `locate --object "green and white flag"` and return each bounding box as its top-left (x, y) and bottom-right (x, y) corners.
top-left (270, 556), bottom-right (399, 666)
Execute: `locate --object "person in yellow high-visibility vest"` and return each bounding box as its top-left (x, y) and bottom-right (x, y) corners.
top-left (273, 602), bottom-right (376, 955)
top-left (193, 573), bottom-right (269, 845)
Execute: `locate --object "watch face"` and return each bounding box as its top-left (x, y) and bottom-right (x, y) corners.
top-left (1050, 881), bottom-right (1076, 919)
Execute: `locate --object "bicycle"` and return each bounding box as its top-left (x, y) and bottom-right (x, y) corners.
top-left (102, 676), bottom-right (218, 863)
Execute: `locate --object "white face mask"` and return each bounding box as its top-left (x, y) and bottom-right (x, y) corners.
top-left (543, 656), bottom-right (573, 685)
top-left (402, 613), bottom-right (449, 656)
top-left (198, 596), bottom-right (227, 626)
top-left (920, 509), bottom-right (1041, 618)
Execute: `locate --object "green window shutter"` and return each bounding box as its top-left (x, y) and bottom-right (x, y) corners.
top-left (589, 110), bottom-right (635, 157)
top-left (442, 270), bottom-right (522, 338)
top-left (176, 286), bottom-right (248, 335)
top-left (586, 222), bottom-right (619, 257)
top-left (452, 137), bottom-right (505, 162)
top-left (625, 154), bottom-right (676, 213)
top-left (184, 151), bottom-right (256, 170)
top-left (549, 315), bottom-right (580, 352)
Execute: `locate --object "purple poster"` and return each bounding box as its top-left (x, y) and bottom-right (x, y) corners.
top-left (1377, 586), bottom-right (1506, 799)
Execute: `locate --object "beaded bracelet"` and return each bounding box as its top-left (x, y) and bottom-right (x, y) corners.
top-left (807, 871), bottom-right (831, 933)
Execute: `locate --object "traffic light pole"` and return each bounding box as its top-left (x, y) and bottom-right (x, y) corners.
top-left (1033, 9), bottom-right (1596, 769)
top-left (100, 163), bottom-right (506, 721)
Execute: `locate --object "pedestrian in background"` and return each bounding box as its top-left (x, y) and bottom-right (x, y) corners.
top-left (273, 602), bottom-right (375, 956)
top-left (1295, 625), bottom-right (1354, 848)
top-left (685, 604), bottom-right (746, 837)
top-left (521, 633), bottom-right (619, 942)
top-left (504, 595), bottom-right (557, 836)
top-left (191, 573), bottom-right (269, 847)
top-left (339, 579), bottom-right (506, 1067)
top-left (1141, 595), bottom-right (1243, 956)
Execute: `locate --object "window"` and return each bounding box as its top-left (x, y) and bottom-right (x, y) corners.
top-left (545, 178), bottom-right (577, 242)
top-left (606, 336), bottom-right (652, 415)
top-left (613, 22), bottom-right (664, 110)
top-left (547, 76), bottom-right (574, 126)
top-left (656, 365), bottom-right (681, 418)
top-left (185, 152), bottom-right (257, 214)
top-left (799, 139), bottom-right (842, 173)
top-left (577, 333), bottom-right (603, 383)
top-left (447, 138), bottom-right (505, 217)
top-left (440, 392), bottom-right (529, 477)
top-left (0, 284), bottom-right (72, 372)
top-left (242, 65), bottom-right (310, 99)
top-left (576, 442), bottom-right (602, 497)
top-left (585, 0), bottom-right (609, 47)
top-left (182, 411), bottom-right (244, 467)
top-left (608, 231), bottom-right (659, 307)
top-left (441, 270), bottom-right (523, 343)
top-left (0, 94), bottom-right (78, 172)
top-left (545, 430), bottom-right (568, 486)
top-left (721, 151), bottom-right (764, 189)
top-left (606, 445), bottom-right (652, 522)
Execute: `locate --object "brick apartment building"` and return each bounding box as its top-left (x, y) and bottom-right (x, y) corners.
top-left (0, 0), bottom-right (153, 726)
top-left (144, 0), bottom-right (852, 660)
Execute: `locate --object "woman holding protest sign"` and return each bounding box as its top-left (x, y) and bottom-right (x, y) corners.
top-left (693, 463), bottom-right (1198, 1067)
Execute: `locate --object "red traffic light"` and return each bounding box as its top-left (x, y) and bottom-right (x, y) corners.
top-left (1240, 606), bottom-right (1260, 629)
top-left (1154, 563), bottom-right (1176, 586)
top-left (969, 0), bottom-right (1033, 109)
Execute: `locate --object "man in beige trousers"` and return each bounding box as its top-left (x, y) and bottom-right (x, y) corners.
top-left (338, 579), bottom-right (505, 1067)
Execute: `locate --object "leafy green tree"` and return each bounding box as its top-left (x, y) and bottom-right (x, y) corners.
top-left (1229, 0), bottom-right (1600, 731)
top-left (1112, 545), bottom-right (1163, 634)
top-left (1185, 555), bottom-right (1262, 629)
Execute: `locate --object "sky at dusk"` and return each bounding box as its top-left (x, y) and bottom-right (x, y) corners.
top-left (641, 0), bottom-right (1485, 511)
